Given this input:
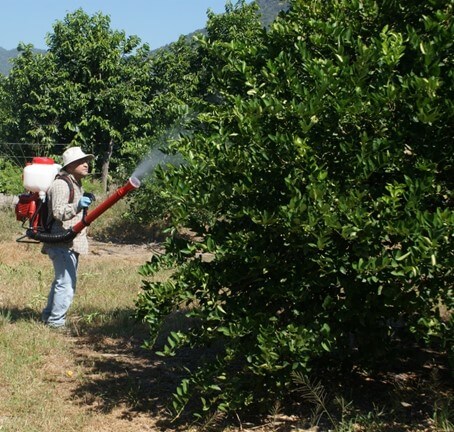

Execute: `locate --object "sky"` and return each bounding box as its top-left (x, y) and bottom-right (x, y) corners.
top-left (0, 0), bottom-right (248, 51)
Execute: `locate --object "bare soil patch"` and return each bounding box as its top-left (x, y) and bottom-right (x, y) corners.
top-left (89, 238), bottom-right (162, 261)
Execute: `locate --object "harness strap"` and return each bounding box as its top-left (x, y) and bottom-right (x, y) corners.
top-left (55, 174), bottom-right (75, 203)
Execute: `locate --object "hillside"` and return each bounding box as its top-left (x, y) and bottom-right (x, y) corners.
top-left (0, 0), bottom-right (289, 76)
top-left (0, 47), bottom-right (47, 76)
top-left (257, 0), bottom-right (289, 26)
top-left (0, 47), bottom-right (22, 75)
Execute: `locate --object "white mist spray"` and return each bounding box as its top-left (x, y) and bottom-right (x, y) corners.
top-left (131, 112), bottom-right (192, 180)
top-left (132, 147), bottom-right (182, 181)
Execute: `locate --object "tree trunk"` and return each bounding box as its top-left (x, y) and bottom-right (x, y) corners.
top-left (101, 140), bottom-right (114, 193)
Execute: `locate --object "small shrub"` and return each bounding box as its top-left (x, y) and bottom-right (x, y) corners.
top-left (0, 159), bottom-right (23, 194)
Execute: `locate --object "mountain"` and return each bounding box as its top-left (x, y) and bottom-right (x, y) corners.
top-left (257, 0), bottom-right (289, 26)
top-left (0, 47), bottom-right (21, 76)
top-left (0, 47), bottom-right (47, 76)
top-left (180, 0), bottom-right (289, 44)
top-left (0, 0), bottom-right (289, 76)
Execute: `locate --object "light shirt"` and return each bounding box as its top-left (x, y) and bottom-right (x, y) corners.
top-left (42, 170), bottom-right (89, 255)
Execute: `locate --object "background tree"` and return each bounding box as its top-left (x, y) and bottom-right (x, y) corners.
top-left (136, 0), bottom-right (453, 417)
top-left (125, 34), bottom-right (205, 223)
top-left (1, 9), bottom-right (154, 191)
top-left (0, 43), bottom-right (64, 158)
top-left (46, 9), bottom-right (154, 190)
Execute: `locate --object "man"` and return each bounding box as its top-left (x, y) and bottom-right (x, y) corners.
top-left (41, 147), bottom-right (94, 330)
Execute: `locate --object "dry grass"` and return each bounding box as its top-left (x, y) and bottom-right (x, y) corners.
top-left (0, 206), bottom-right (167, 431)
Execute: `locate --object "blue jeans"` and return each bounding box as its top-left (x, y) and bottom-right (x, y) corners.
top-left (42, 247), bottom-right (79, 328)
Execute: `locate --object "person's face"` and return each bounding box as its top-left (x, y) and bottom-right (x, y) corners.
top-left (66, 158), bottom-right (90, 180)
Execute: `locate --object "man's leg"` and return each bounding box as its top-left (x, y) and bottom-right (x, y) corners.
top-left (42, 247), bottom-right (79, 328)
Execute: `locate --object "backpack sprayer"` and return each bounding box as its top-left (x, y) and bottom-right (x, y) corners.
top-left (15, 157), bottom-right (141, 243)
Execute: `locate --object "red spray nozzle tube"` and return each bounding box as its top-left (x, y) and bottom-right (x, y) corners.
top-left (26, 177), bottom-right (141, 243)
top-left (72, 176), bottom-right (141, 234)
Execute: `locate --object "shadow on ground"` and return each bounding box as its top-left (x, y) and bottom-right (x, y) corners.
top-left (1, 304), bottom-right (452, 431)
top-left (90, 218), bottom-right (168, 245)
top-left (68, 309), bottom-right (453, 431)
top-left (69, 308), bottom-right (211, 431)
top-left (0, 306), bottom-right (42, 323)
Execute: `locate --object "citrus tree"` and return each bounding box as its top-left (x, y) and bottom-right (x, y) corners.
top-left (136, 0), bottom-right (453, 417)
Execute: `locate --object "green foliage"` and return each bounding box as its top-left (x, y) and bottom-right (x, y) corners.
top-left (0, 47), bottom-right (47, 76)
top-left (0, 44), bottom-right (62, 148)
top-left (0, 158), bottom-right (23, 194)
top-left (0, 9), bottom-right (154, 181)
top-left (136, 0), bottom-right (453, 418)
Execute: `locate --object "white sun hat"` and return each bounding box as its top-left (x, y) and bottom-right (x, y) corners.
top-left (62, 147), bottom-right (94, 169)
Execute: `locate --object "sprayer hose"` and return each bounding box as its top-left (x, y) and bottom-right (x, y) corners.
top-left (26, 228), bottom-right (77, 243)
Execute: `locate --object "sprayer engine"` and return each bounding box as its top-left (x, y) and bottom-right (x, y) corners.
top-left (15, 192), bottom-right (41, 225)
top-left (17, 177), bottom-right (141, 244)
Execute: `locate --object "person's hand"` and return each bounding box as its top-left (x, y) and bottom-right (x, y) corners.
top-left (78, 196), bottom-right (92, 209)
